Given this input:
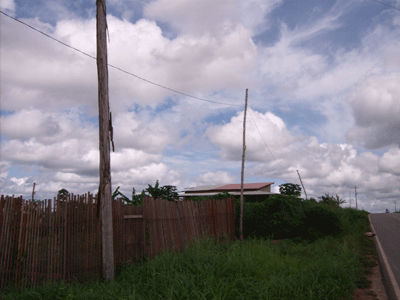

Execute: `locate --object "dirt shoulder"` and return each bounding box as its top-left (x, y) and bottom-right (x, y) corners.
top-left (351, 260), bottom-right (388, 300)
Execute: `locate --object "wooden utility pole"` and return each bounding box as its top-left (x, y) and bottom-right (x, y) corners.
top-left (355, 186), bottom-right (358, 210)
top-left (239, 89), bottom-right (248, 241)
top-left (349, 191), bottom-right (352, 208)
top-left (31, 182), bottom-right (35, 201)
top-left (96, 0), bottom-right (114, 281)
top-left (296, 170), bottom-right (307, 200)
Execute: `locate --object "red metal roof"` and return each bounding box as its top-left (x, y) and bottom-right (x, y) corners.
top-left (215, 182), bottom-right (273, 191)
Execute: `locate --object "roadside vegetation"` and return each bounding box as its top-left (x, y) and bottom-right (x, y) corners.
top-left (2, 184), bottom-right (375, 300)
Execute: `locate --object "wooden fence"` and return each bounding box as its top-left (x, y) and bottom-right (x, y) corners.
top-left (0, 194), bottom-right (235, 288)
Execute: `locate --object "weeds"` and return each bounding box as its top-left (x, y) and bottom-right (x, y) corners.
top-left (2, 206), bottom-right (372, 300)
top-left (3, 233), bottom-right (368, 300)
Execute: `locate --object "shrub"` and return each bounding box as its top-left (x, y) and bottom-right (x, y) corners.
top-left (235, 195), bottom-right (350, 241)
top-left (301, 205), bottom-right (342, 241)
top-left (236, 195), bottom-right (306, 240)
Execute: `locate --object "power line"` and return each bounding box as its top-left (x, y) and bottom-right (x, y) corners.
top-left (368, 0), bottom-right (400, 11)
top-left (0, 11), bottom-right (97, 60)
top-left (1, 10), bottom-right (292, 174)
top-left (106, 63), bottom-right (243, 107)
top-left (0, 10), bottom-right (243, 108)
top-left (248, 111), bottom-right (287, 172)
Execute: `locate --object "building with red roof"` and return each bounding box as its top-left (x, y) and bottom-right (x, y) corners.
top-left (180, 182), bottom-right (275, 202)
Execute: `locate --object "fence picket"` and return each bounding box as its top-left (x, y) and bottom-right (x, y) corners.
top-left (0, 195), bottom-right (234, 288)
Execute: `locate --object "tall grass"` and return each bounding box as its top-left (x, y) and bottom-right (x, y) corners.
top-left (2, 205), bottom-right (372, 300)
top-left (3, 234), bottom-right (367, 300)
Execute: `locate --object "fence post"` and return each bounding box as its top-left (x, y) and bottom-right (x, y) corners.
top-left (10, 197), bottom-right (22, 285)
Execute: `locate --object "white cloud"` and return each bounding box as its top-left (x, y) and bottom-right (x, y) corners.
top-left (194, 171), bottom-right (236, 186)
top-left (2, 14), bottom-right (258, 113)
top-left (207, 108), bottom-right (302, 162)
top-left (113, 111), bottom-right (177, 154)
top-left (1, 109), bottom-right (98, 173)
top-left (1, 17), bottom-right (98, 112)
top-left (0, 0), bottom-right (15, 13)
top-left (107, 17), bottom-right (258, 107)
top-left (2, 0), bottom-right (400, 213)
top-left (144, 0), bottom-right (282, 36)
top-left (378, 148), bottom-right (400, 176)
top-left (347, 73), bottom-right (400, 149)
top-left (112, 162), bottom-right (183, 195)
top-left (0, 109), bottom-right (173, 178)
top-left (207, 108), bottom-right (400, 212)
top-left (0, 107), bottom-right (184, 198)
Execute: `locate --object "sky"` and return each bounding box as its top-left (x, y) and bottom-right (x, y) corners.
top-left (1, 0), bottom-right (400, 213)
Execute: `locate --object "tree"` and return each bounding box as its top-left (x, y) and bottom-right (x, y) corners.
top-left (146, 180), bottom-right (163, 200)
top-left (58, 188), bottom-right (70, 200)
top-left (318, 193), bottom-right (346, 207)
top-left (160, 185), bottom-right (179, 201)
top-left (112, 186), bottom-right (145, 206)
top-left (146, 180), bottom-right (179, 201)
top-left (112, 180), bottom-right (179, 205)
top-left (279, 183), bottom-right (301, 197)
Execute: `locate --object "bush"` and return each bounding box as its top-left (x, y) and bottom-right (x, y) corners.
top-left (236, 195), bottom-right (350, 241)
top-left (236, 195), bottom-right (306, 240)
top-left (301, 205), bottom-right (342, 241)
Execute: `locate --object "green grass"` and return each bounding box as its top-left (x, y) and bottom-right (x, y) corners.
top-left (2, 236), bottom-right (368, 300)
top-left (2, 207), bottom-right (373, 300)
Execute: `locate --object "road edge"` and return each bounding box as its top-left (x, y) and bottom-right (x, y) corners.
top-left (369, 214), bottom-right (400, 300)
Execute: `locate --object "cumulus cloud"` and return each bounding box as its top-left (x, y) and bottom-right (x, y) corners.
top-left (207, 108), bottom-right (302, 162)
top-left (0, 108), bottom-right (179, 198)
top-left (1, 109), bottom-right (98, 175)
top-left (112, 162), bottom-right (183, 195)
top-left (2, 0), bottom-right (400, 213)
top-left (347, 73), bottom-right (400, 149)
top-left (2, 13), bottom-right (258, 113)
top-left (0, 0), bottom-right (15, 13)
top-left (378, 148), bottom-right (400, 176)
top-left (207, 108), bottom-right (400, 212)
top-left (1, 16), bottom-right (98, 112)
top-left (107, 18), bottom-right (257, 107)
top-left (193, 171), bottom-right (236, 186)
top-left (144, 0), bottom-right (282, 36)
top-left (113, 111), bottom-right (177, 154)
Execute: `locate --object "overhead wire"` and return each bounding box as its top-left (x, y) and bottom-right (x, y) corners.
top-left (248, 111), bottom-right (287, 172)
top-left (0, 11), bottom-right (97, 60)
top-left (0, 10), bottom-right (243, 108)
top-left (368, 0), bottom-right (400, 11)
top-left (1, 9), bottom-right (287, 173)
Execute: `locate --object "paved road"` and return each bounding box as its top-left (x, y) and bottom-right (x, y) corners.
top-left (370, 213), bottom-right (400, 300)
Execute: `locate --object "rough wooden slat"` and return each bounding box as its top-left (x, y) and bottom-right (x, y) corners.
top-left (0, 194), bottom-right (235, 288)
top-left (124, 215), bottom-right (143, 219)
top-left (1, 197), bottom-right (12, 285)
top-left (154, 199), bottom-right (165, 254)
top-left (160, 200), bottom-right (170, 252)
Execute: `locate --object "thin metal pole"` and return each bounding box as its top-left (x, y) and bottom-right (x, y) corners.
top-left (239, 89), bottom-right (248, 241)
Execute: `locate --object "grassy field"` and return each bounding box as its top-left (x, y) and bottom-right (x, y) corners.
top-left (2, 207), bottom-right (374, 300)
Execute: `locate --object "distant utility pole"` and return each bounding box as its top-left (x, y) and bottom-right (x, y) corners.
top-left (32, 182), bottom-right (36, 201)
top-left (239, 89), bottom-right (248, 241)
top-left (296, 170), bottom-right (307, 200)
top-left (349, 191), bottom-right (352, 208)
top-left (355, 186), bottom-right (358, 210)
top-left (96, 0), bottom-right (114, 281)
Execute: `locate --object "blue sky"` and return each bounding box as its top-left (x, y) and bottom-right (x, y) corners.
top-left (1, 0), bottom-right (400, 212)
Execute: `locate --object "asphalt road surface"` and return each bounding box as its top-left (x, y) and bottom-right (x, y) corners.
top-left (370, 213), bottom-right (400, 300)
